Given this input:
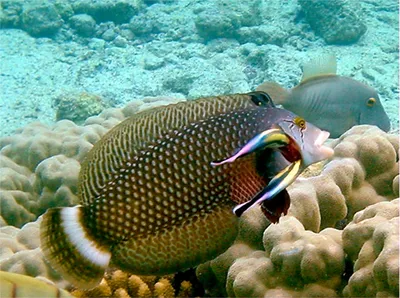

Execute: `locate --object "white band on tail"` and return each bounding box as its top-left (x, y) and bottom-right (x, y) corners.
top-left (61, 206), bottom-right (111, 267)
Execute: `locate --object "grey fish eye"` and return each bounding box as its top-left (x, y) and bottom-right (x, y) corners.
top-left (366, 97), bottom-right (376, 107)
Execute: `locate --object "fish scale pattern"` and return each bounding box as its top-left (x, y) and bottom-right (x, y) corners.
top-left (83, 109), bottom-right (274, 244)
top-left (79, 94), bottom-right (258, 204)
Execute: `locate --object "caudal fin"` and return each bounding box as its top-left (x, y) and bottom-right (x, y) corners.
top-left (256, 81), bottom-right (289, 105)
top-left (40, 206), bottom-right (111, 290)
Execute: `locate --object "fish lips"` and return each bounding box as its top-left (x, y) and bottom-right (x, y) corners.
top-left (276, 122), bottom-right (334, 168)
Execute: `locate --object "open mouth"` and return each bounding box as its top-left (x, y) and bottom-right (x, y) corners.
top-left (315, 130), bottom-right (330, 147)
top-left (314, 130), bottom-right (334, 160)
top-left (278, 135), bottom-right (301, 164)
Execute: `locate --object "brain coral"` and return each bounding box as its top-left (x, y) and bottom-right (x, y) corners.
top-left (227, 216), bottom-right (344, 297)
top-left (0, 217), bottom-right (65, 286)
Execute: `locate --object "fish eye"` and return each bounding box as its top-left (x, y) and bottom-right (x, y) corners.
top-left (367, 97), bottom-right (376, 107)
top-left (294, 117), bottom-right (306, 129)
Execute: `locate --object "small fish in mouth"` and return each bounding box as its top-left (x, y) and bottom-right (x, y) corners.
top-left (211, 116), bottom-right (333, 220)
top-left (39, 91), bottom-right (333, 290)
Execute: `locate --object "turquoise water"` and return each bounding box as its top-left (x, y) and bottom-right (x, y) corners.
top-left (0, 0), bottom-right (398, 136)
top-left (0, 1), bottom-right (399, 297)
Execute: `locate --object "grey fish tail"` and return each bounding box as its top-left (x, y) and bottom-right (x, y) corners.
top-left (40, 206), bottom-right (111, 290)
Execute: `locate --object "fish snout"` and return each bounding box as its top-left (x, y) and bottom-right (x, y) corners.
top-left (378, 116), bottom-right (391, 132)
top-left (312, 130), bottom-right (334, 162)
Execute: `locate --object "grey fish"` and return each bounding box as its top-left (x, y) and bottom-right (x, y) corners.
top-left (257, 55), bottom-right (391, 138)
top-left (40, 92), bottom-right (332, 289)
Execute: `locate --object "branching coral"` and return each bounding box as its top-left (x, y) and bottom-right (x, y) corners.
top-left (70, 269), bottom-right (194, 298)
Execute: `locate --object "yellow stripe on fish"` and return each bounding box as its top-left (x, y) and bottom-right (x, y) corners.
top-left (40, 92), bottom-right (333, 290)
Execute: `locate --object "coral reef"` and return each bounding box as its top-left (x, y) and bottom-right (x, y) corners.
top-left (0, 95), bottom-right (398, 297)
top-left (298, 0), bottom-right (367, 44)
top-left (0, 0), bottom-right (23, 28)
top-left (194, 0), bottom-right (261, 41)
top-left (20, 2), bottom-right (64, 37)
top-left (0, 271), bottom-right (73, 298)
top-left (286, 125), bottom-right (398, 232)
top-left (70, 269), bottom-right (197, 298)
top-left (342, 199), bottom-right (399, 297)
top-left (71, 0), bottom-right (142, 24)
top-left (69, 14), bottom-right (96, 37)
top-left (0, 97), bottom-right (183, 228)
top-left (53, 91), bottom-right (108, 124)
top-left (196, 125), bottom-right (399, 297)
top-left (0, 218), bottom-right (65, 286)
top-left (227, 217), bottom-right (344, 297)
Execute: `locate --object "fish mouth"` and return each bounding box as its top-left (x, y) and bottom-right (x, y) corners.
top-left (314, 130), bottom-right (330, 147)
top-left (278, 135), bottom-right (301, 164)
top-left (313, 130), bottom-right (334, 160)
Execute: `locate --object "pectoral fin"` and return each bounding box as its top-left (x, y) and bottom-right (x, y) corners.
top-left (260, 189), bottom-right (290, 223)
top-left (211, 128), bottom-right (290, 166)
top-left (232, 159), bottom-right (302, 218)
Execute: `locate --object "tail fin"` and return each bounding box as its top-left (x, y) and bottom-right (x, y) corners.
top-left (40, 206), bottom-right (111, 290)
top-left (256, 81), bottom-right (289, 105)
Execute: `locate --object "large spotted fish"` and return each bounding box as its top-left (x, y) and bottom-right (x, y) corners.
top-left (40, 92), bottom-right (333, 289)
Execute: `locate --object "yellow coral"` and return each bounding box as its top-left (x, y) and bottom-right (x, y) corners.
top-left (106, 270), bottom-right (129, 292)
top-left (113, 288), bottom-right (130, 298)
top-left (177, 280), bottom-right (193, 297)
top-left (67, 270), bottom-right (197, 298)
top-left (137, 283), bottom-right (152, 298)
top-left (140, 275), bottom-right (157, 291)
top-left (83, 279), bottom-right (112, 297)
top-left (153, 278), bottom-right (175, 298)
top-left (127, 274), bottom-right (143, 297)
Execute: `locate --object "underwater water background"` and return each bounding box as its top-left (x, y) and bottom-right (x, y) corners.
top-left (0, 1), bottom-right (399, 298)
top-left (0, 0), bottom-right (399, 137)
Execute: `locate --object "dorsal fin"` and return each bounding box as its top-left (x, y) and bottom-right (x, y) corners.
top-left (300, 54), bottom-right (337, 83)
